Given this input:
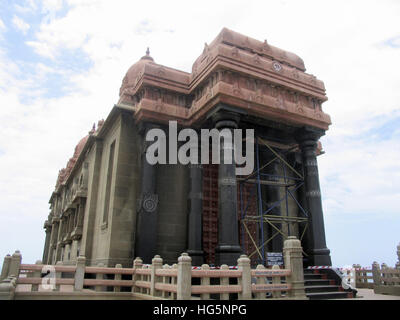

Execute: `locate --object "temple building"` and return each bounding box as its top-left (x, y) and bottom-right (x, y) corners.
top-left (42, 28), bottom-right (332, 268)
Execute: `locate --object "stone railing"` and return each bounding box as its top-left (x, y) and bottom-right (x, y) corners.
top-left (0, 237), bottom-right (307, 300)
top-left (371, 262), bottom-right (400, 296)
top-left (352, 264), bottom-right (374, 289)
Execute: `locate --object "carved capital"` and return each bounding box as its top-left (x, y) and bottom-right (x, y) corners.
top-left (295, 127), bottom-right (325, 153)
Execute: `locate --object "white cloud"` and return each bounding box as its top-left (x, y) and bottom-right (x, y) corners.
top-left (12, 15), bottom-right (31, 34)
top-left (1, 0), bottom-right (400, 266)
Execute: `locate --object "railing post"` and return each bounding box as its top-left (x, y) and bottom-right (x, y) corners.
top-left (0, 255), bottom-right (11, 281)
top-left (31, 260), bottom-right (42, 292)
top-left (172, 263), bottom-right (178, 299)
top-left (220, 265), bottom-right (229, 300)
top-left (237, 255), bottom-right (251, 300)
top-left (74, 256), bottom-right (86, 291)
top-left (55, 261), bottom-right (63, 291)
top-left (161, 264), bottom-right (169, 299)
top-left (95, 263), bottom-right (105, 292)
top-left (132, 257), bottom-right (143, 293)
top-left (8, 251), bottom-right (22, 278)
top-left (283, 236), bottom-right (307, 299)
top-left (200, 264), bottom-right (210, 300)
top-left (272, 264), bottom-right (282, 299)
top-left (150, 255), bottom-right (163, 297)
top-left (372, 261), bottom-right (381, 287)
top-left (177, 253), bottom-right (192, 300)
top-left (352, 264), bottom-right (360, 287)
top-left (255, 265), bottom-right (265, 300)
top-left (114, 264), bottom-right (122, 292)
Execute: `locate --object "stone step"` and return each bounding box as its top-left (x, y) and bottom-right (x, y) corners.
top-left (305, 285), bottom-right (342, 293)
top-left (304, 279), bottom-right (336, 286)
top-left (307, 291), bottom-right (353, 300)
top-left (304, 273), bottom-right (327, 280)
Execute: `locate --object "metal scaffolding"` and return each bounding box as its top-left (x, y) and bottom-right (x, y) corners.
top-left (238, 136), bottom-right (309, 265)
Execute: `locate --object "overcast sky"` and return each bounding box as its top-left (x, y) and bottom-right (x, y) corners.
top-left (0, 0), bottom-right (399, 268)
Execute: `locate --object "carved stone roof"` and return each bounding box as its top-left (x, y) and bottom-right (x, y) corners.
top-left (118, 28), bottom-right (331, 131)
top-left (119, 51), bottom-right (156, 102)
top-left (193, 28), bottom-right (306, 72)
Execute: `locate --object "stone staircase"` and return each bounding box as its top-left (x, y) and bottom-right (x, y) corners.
top-left (304, 268), bottom-right (356, 299)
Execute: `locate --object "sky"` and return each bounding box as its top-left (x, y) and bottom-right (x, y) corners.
top-left (0, 0), bottom-right (399, 269)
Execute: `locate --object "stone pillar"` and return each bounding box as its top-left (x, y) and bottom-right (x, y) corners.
top-left (74, 256), bottom-right (86, 291)
top-left (213, 112), bottom-right (242, 266)
top-left (64, 211), bottom-right (74, 262)
top-left (42, 221), bottom-right (52, 264)
top-left (372, 261), bottom-right (381, 286)
top-left (8, 251), bottom-right (22, 278)
top-left (55, 217), bottom-right (66, 262)
top-left (396, 243), bottom-right (400, 269)
top-left (95, 263), bottom-right (105, 292)
top-left (135, 123), bottom-right (159, 264)
top-left (296, 128), bottom-right (332, 266)
top-left (177, 253), bottom-right (192, 300)
top-left (283, 236), bottom-right (307, 299)
top-left (0, 255), bottom-right (11, 281)
top-left (114, 264), bottom-right (122, 292)
top-left (150, 255), bottom-right (163, 297)
top-left (71, 201), bottom-right (84, 261)
top-left (68, 210), bottom-right (75, 234)
top-left (31, 260), bottom-right (42, 292)
top-left (237, 255), bottom-right (251, 300)
top-left (132, 257), bottom-right (143, 293)
top-left (186, 163), bottom-right (204, 266)
top-left (77, 199), bottom-right (85, 228)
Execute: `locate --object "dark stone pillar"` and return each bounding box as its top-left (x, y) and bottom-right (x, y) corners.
top-left (186, 164), bottom-right (204, 266)
top-left (213, 112), bottom-right (242, 266)
top-left (135, 123), bottom-right (159, 264)
top-left (296, 128), bottom-right (332, 266)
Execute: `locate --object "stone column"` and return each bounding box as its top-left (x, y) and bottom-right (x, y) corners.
top-left (64, 211), bottom-right (74, 262)
top-left (213, 112), bottom-right (242, 266)
top-left (296, 128), bottom-right (331, 266)
top-left (68, 210), bottom-right (75, 235)
top-left (48, 218), bottom-right (59, 264)
top-left (186, 163), bottom-right (204, 266)
top-left (77, 199), bottom-right (86, 228)
top-left (42, 221), bottom-right (52, 264)
top-left (135, 123), bottom-right (159, 264)
top-left (56, 216), bottom-right (67, 262)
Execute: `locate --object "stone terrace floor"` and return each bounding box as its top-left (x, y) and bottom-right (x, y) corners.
top-left (340, 288), bottom-right (400, 300)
